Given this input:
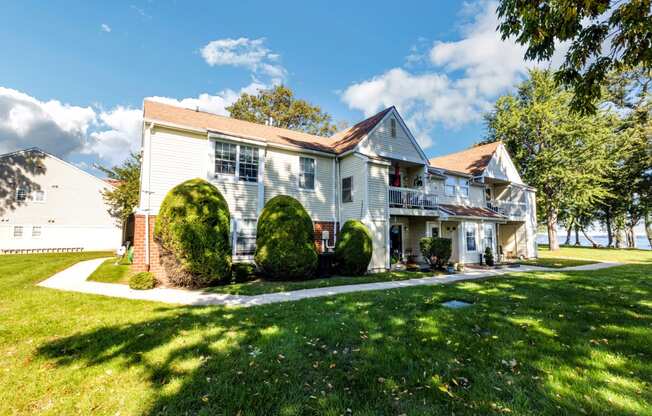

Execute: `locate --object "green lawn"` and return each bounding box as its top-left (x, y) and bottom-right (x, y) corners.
top-left (87, 257), bottom-right (133, 283)
top-left (517, 257), bottom-right (596, 268)
top-left (206, 270), bottom-right (438, 296)
top-left (1, 251), bottom-right (651, 415)
top-left (537, 244), bottom-right (652, 264)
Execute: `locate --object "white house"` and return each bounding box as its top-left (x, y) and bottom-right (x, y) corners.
top-left (0, 148), bottom-right (122, 252)
top-left (133, 100), bottom-right (537, 276)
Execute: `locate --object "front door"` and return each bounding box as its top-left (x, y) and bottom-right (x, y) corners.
top-left (390, 225), bottom-right (403, 260)
top-left (442, 222), bottom-right (459, 262)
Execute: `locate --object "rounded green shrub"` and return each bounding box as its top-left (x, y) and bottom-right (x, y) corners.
top-left (129, 272), bottom-right (156, 290)
top-left (254, 195), bottom-right (317, 280)
top-left (154, 178), bottom-right (231, 288)
top-left (334, 220), bottom-right (372, 276)
top-left (232, 262), bottom-right (257, 283)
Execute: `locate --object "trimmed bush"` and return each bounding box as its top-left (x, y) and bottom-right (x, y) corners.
top-left (420, 237), bottom-right (452, 269)
top-left (484, 247), bottom-right (495, 266)
top-left (129, 272), bottom-right (156, 290)
top-left (254, 195), bottom-right (318, 280)
top-left (334, 220), bottom-right (373, 276)
top-left (232, 262), bottom-right (257, 283)
top-left (154, 178), bottom-right (231, 288)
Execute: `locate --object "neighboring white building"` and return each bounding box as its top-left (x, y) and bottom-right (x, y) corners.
top-left (0, 148), bottom-right (122, 252)
top-left (134, 101), bottom-right (537, 275)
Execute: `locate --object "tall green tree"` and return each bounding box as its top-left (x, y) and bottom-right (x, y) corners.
top-left (484, 69), bottom-right (614, 250)
top-left (96, 153), bottom-right (141, 228)
top-left (497, 0), bottom-right (652, 113)
top-left (226, 85), bottom-right (337, 136)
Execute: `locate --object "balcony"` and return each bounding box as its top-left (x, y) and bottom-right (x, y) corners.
top-left (389, 186), bottom-right (438, 215)
top-left (487, 200), bottom-right (527, 219)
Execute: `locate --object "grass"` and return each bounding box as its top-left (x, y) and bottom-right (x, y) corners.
top-left (537, 244), bottom-right (652, 264)
top-left (1, 251), bottom-right (651, 415)
top-left (517, 257), bottom-right (596, 268)
top-left (205, 270), bottom-right (438, 296)
top-left (87, 257), bottom-right (133, 283)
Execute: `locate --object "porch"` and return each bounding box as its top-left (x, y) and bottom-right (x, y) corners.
top-left (387, 160), bottom-right (439, 215)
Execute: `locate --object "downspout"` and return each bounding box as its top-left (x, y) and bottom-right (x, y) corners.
top-left (332, 157), bottom-right (337, 244)
top-left (144, 122), bottom-right (153, 271)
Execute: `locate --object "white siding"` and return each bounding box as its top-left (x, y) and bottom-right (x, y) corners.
top-left (368, 219), bottom-right (387, 270)
top-left (484, 145), bottom-right (524, 184)
top-left (431, 174), bottom-right (485, 208)
top-left (212, 181), bottom-right (259, 219)
top-left (367, 162), bottom-right (388, 220)
top-left (339, 154), bottom-right (366, 223)
top-left (146, 127), bottom-right (207, 213)
top-left (0, 150), bottom-right (121, 251)
top-left (359, 115), bottom-right (423, 163)
top-left (264, 148), bottom-right (335, 221)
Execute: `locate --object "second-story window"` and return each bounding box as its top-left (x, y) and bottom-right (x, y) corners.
top-left (342, 176), bottom-right (353, 203)
top-left (13, 226), bottom-right (23, 238)
top-left (390, 118), bottom-right (397, 138)
top-left (299, 157), bottom-right (315, 190)
top-left (459, 180), bottom-right (469, 197)
top-left (215, 142), bottom-right (237, 176)
top-left (33, 190), bottom-right (45, 203)
top-left (15, 187), bottom-right (28, 202)
top-left (238, 145), bottom-right (259, 182)
top-left (445, 177), bottom-right (456, 196)
top-left (214, 141), bottom-right (259, 183)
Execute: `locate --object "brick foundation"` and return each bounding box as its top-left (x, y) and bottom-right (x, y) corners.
top-left (133, 215), bottom-right (339, 281)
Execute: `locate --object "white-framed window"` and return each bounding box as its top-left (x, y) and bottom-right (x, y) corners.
top-left (342, 176), bottom-right (353, 203)
top-left (13, 226), bottom-right (23, 238)
top-left (459, 179), bottom-right (469, 197)
top-left (390, 118), bottom-right (397, 138)
top-left (299, 157), bottom-right (315, 190)
top-left (32, 225), bottom-right (42, 238)
top-left (466, 225), bottom-right (477, 252)
top-left (15, 187), bottom-right (28, 202)
top-left (431, 226), bottom-right (439, 237)
top-left (214, 141), bottom-right (260, 183)
top-left (33, 190), bottom-right (45, 203)
top-left (484, 224), bottom-right (493, 251)
top-left (238, 145), bottom-right (259, 182)
top-left (445, 177), bottom-right (456, 196)
top-left (215, 141), bottom-right (237, 176)
top-left (235, 219), bottom-right (257, 256)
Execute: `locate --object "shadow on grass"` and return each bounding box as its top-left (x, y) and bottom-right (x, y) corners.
top-left (37, 265), bottom-right (652, 415)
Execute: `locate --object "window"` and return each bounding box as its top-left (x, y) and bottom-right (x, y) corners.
top-left (33, 190), bottom-right (45, 202)
top-left (235, 219), bottom-right (257, 256)
top-left (215, 142), bottom-right (237, 176)
top-left (445, 177), bottom-right (456, 196)
top-left (299, 157), bottom-right (315, 190)
top-left (431, 227), bottom-right (439, 237)
top-left (13, 226), bottom-right (23, 238)
top-left (238, 145), bottom-right (259, 182)
top-left (15, 187), bottom-right (28, 202)
top-left (342, 176), bottom-right (353, 203)
top-left (466, 226), bottom-right (477, 252)
top-left (32, 226), bottom-right (42, 238)
top-left (459, 180), bottom-right (469, 197)
top-left (390, 118), bottom-right (397, 138)
top-left (484, 224), bottom-right (493, 251)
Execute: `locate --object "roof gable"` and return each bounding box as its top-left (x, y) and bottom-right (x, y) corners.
top-left (428, 141), bottom-right (501, 176)
top-left (329, 107), bottom-right (393, 154)
top-left (483, 144), bottom-right (523, 184)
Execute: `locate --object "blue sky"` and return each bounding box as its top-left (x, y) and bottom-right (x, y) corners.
top-left (0, 0), bottom-right (553, 173)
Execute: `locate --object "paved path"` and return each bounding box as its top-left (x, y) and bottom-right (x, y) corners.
top-left (38, 258), bottom-right (623, 308)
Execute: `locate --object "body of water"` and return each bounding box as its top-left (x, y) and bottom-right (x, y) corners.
top-left (536, 234), bottom-right (651, 250)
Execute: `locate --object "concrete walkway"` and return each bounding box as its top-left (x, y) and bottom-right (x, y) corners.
top-left (38, 258), bottom-right (624, 308)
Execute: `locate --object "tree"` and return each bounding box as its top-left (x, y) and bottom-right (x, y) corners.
top-left (96, 153), bottom-right (141, 227)
top-left (497, 0), bottom-right (652, 113)
top-left (484, 69), bottom-right (615, 250)
top-left (226, 85), bottom-right (337, 136)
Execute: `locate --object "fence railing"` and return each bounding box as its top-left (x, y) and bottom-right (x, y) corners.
top-left (389, 186), bottom-right (438, 210)
top-left (487, 200), bottom-right (527, 218)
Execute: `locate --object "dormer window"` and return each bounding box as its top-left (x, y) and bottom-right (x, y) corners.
top-left (390, 118), bottom-right (397, 138)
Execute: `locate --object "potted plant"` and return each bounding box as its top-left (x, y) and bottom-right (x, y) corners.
top-left (484, 247), bottom-right (495, 267)
top-left (446, 262), bottom-right (456, 274)
top-left (456, 262), bottom-right (465, 272)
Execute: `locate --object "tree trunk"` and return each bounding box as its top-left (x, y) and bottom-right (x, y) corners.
top-left (645, 210), bottom-right (652, 249)
top-left (563, 217), bottom-right (573, 246)
top-left (627, 226), bottom-right (636, 248)
top-left (614, 226), bottom-right (624, 248)
top-left (574, 224), bottom-right (581, 246)
top-left (605, 211), bottom-right (613, 247)
top-left (580, 227), bottom-right (600, 248)
top-left (547, 208), bottom-right (560, 251)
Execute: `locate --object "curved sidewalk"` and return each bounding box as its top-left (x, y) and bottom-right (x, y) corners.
top-left (38, 258), bottom-right (623, 308)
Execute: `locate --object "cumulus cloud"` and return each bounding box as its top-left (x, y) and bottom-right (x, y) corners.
top-left (100, 23), bottom-right (111, 33)
top-left (341, 0), bottom-right (567, 149)
top-left (200, 37), bottom-right (286, 84)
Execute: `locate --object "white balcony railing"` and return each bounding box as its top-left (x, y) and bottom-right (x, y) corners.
top-left (389, 186), bottom-right (438, 210)
top-left (487, 200), bottom-right (527, 218)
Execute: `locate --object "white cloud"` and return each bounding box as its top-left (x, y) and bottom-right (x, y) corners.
top-left (87, 106), bottom-right (142, 165)
top-left (341, 0), bottom-right (567, 149)
top-left (200, 37), bottom-right (286, 83)
top-left (100, 23), bottom-right (111, 33)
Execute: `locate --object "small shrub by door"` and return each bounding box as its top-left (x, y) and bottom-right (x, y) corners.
top-left (334, 220), bottom-right (373, 276)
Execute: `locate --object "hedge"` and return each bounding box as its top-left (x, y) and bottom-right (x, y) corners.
top-left (334, 220), bottom-right (373, 276)
top-left (154, 178), bottom-right (231, 288)
top-left (254, 195), bottom-right (317, 280)
top-left (419, 237), bottom-right (452, 269)
top-left (129, 272), bottom-right (156, 290)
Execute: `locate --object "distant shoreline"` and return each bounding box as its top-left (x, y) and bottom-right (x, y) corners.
top-left (536, 234), bottom-right (651, 250)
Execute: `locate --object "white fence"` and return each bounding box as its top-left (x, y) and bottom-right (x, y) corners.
top-left (389, 187), bottom-right (438, 210)
top-left (487, 200), bottom-right (527, 218)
